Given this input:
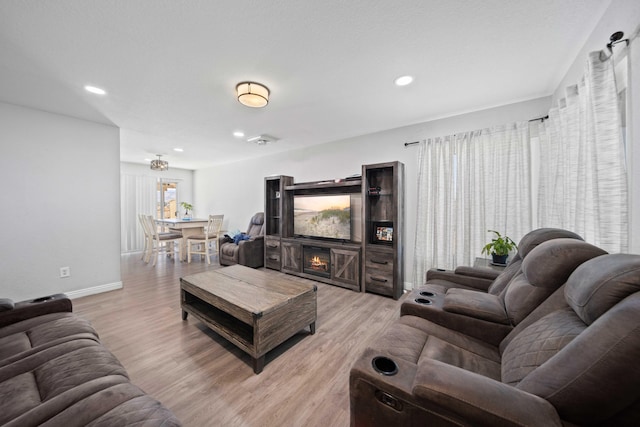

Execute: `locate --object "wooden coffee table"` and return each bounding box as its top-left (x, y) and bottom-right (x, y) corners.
top-left (180, 265), bottom-right (317, 373)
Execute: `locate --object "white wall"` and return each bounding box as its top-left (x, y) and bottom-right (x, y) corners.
top-left (552, 0), bottom-right (640, 252)
top-left (194, 96), bottom-right (551, 287)
top-left (0, 102), bottom-right (121, 301)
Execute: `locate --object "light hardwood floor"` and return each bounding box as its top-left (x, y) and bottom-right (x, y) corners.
top-left (73, 253), bottom-right (405, 427)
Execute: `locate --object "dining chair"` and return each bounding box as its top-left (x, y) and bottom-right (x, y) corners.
top-left (138, 213), bottom-right (153, 263)
top-left (187, 214), bottom-right (224, 264)
top-left (145, 215), bottom-right (183, 266)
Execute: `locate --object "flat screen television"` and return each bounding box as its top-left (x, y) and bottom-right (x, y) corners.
top-left (293, 194), bottom-right (353, 241)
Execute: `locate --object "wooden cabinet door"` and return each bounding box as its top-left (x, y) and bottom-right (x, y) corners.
top-left (282, 241), bottom-right (302, 273)
top-left (331, 248), bottom-right (360, 291)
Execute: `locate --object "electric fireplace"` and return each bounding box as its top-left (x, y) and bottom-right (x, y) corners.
top-left (303, 246), bottom-right (331, 278)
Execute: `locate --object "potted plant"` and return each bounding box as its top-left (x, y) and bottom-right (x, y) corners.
top-left (180, 202), bottom-right (193, 219)
top-left (481, 230), bottom-right (517, 265)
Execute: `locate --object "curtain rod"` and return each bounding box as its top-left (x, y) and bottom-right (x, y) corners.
top-left (600, 31), bottom-right (629, 61)
top-left (528, 115), bottom-right (549, 123)
top-left (404, 114), bottom-right (549, 146)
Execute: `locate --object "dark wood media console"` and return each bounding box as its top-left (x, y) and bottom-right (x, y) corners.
top-left (265, 161), bottom-right (404, 299)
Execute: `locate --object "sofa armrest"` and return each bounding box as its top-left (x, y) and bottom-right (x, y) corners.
top-left (0, 294), bottom-right (72, 328)
top-left (425, 268), bottom-right (494, 291)
top-left (238, 236), bottom-right (265, 268)
top-left (442, 289), bottom-right (510, 324)
top-left (412, 359), bottom-right (562, 427)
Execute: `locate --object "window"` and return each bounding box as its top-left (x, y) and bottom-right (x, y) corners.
top-left (157, 180), bottom-right (178, 220)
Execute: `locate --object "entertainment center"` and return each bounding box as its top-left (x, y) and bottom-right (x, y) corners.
top-left (264, 161), bottom-right (404, 299)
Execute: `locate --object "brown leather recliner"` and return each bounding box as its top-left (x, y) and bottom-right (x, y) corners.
top-left (350, 253), bottom-right (640, 426)
top-left (218, 212), bottom-right (265, 268)
top-left (401, 238), bottom-right (607, 345)
top-left (420, 227), bottom-right (584, 295)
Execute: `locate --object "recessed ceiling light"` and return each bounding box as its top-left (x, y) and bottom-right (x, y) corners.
top-left (233, 131), bottom-right (245, 138)
top-left (84, 85), bottom-right (107, 95)
top-left (394, 75), bottom-right (414, 86)
top-left (173, 148), bottom-right (183, 152)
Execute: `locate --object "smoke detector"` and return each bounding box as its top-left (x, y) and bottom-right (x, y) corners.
top-left (247, 134), bottom-right (277, 145)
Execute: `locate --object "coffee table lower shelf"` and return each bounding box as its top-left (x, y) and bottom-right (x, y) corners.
top-left (180, 276), bottom-right (317, 374)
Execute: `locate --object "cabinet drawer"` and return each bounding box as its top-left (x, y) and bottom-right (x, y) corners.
top-left (365, 250), bottom-right (393, 273)
top-left (364, 269), bottom-right (393, 296)
top-left (265, 253), bottom-right (281, 270)
top-left (265, 237), bottom-right (281, 250)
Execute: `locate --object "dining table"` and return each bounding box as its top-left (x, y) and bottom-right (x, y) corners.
top-left (155, 218), bottom-right (209, 262)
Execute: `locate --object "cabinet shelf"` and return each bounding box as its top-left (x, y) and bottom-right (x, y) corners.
top-left (285, 179), bottom-right (361, 191)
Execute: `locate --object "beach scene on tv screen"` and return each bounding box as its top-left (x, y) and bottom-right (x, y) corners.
top-left (294, 195), bottom-right (351, 240)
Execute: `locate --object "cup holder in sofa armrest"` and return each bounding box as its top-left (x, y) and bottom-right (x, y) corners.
top-left (372, 356), bottom-right (399, 376)
top-left (419, 291), bottom-right (436, 297)
top-left (415, 298), bottom-right (433, 305)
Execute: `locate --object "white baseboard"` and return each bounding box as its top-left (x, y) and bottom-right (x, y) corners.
top-left (65, 281), bottom-right (123, 299)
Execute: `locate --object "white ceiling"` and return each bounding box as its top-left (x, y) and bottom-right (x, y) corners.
top-left (0, 0), bottom-right (610, 170)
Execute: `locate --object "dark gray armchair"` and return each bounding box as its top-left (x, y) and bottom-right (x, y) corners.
top-left (219, 212), bottom-right (265, 268)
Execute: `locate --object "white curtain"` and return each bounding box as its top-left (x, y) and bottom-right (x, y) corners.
top-left (537, 51), bottom-right (627, 252)
top-left (413, 123), bottom-right (531, 286)
top-left (120, 174), bottom-right (156, 253)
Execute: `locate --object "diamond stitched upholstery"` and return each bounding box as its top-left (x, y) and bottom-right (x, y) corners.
top-left (501, 308), bottom-right (585, 386)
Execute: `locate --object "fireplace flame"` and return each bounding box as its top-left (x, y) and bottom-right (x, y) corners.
top-left (310, 255), bottom-right (328, 271)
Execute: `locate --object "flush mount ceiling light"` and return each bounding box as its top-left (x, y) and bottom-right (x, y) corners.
top-left (150, 154), bottom-right (169, 171)
top-left (394, 75), bottom-right (414, 86)
top-left (84, 85), bottom-right (107, 95)
top-left (236, 81), bottom-right (270, 108)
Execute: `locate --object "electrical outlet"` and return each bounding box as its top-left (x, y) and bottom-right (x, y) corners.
top-left (59, 267), bottom-right (71, 278)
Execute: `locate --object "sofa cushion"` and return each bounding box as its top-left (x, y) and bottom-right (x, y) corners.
top-left (12, 382), bottom-right (181, 427)
top-left (515, 293), bottom-right (640, 424)
top-left (486, 228), bottom-right (583, 295)
top-left (371, 321), bottom-right (429, 365)
top-left (402, 316), bottom-right (501, 364)
top-left (516, 228), bottom-right (583, 259)
top-left (503, 239), bottom-right (606, 324)
top-left (485, 259), bottom-right (522, 295)
top-left (519, 239), bottom-right (606, 290)
top-left (0, 313), bottom-right (98, 366)
top-left (501, 307), bottom-right (585, 386)
top-left (566, 253), bottom-right (640, 325)
top-left (420, 335), bottom-right (501, 381)
top-left (0, 338), bottom-right (129, 425)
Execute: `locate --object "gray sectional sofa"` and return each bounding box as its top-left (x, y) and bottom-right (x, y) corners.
top-left (0, 294), bottom-right (180, 426)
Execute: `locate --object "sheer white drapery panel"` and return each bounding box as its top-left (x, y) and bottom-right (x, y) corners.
top-left (412, 123), bottom-right (531, 286)
top-left (537, 51), bottom-right (627, 252)
top-left (120, 174), bottom-right (156, 253)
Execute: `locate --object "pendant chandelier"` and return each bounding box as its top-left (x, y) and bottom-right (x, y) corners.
top-left (150, 154), bottom-right (169, 171)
